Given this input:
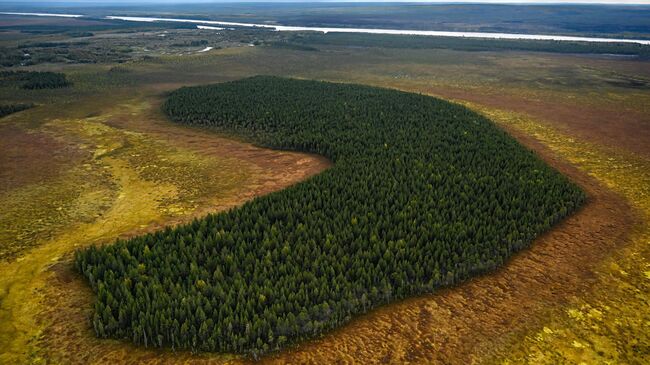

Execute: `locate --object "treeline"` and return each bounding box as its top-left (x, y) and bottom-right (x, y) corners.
top-left (0, 47), bottom-right (26, 67)
top-left (75, 76), bottom-right (584, 357)
top-left (21, 71), bottom-right (71, 89)
top-left (172, 39), bottom-right (209, 47)
top-left (0, 103), bottom-right (33, 119)
top-left (21, 41), bottom-right (90, 48)
top-left (0, 71), bottom-right (71, 89)
top-left (264, 41), bottom-right (319, 52)
top-left (289, 32), bottom-right (650, 58)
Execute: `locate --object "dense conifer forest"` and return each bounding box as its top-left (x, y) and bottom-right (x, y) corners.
top-left (21, 71), bottom-right (70, 89)
top-left (75, 76), bottom-right (585, 357)
top-left (0, 103), bottom-right (33, 118)
top-left (0, 71), bottom-right (70, 89)
top-left (288, 33), bottom-right (650, 58)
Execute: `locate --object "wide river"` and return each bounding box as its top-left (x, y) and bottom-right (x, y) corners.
top-left (3, 12), bottom-right (650, 45)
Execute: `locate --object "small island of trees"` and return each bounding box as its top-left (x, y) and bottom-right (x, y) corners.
top-left (0, 70), bottom-right (70, 90)
top-left (75, 76), bottom-right (584, 357)
top-left (0, 103), bottom-right (33, 118)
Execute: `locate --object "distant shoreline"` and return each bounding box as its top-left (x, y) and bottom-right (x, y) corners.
top-left (0, 12), bottom-right (83, 18)
top-left (3, 11), bottom-right (650, 45)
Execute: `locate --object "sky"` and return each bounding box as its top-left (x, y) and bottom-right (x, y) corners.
top-left (6, 0), bottom-right (650, 4)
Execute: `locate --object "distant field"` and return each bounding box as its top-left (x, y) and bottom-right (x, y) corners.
top-left (2, 10), bottom-right (650, 68)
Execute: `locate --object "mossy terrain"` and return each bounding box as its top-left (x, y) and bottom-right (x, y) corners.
top-left (467, 105), bottom-right (650, 364)
top-left (0, 94), bottom-right (252, 261)
top-left (0, 78), bottom-right (328, 363)
top-left (0, 98), bottom-right (248, 361)
top-left (0, 34), bottom-right (647, 364)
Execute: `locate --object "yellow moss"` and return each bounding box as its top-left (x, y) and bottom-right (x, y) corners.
top-left (572, 340), bottom-right (586, 348)
top-left (0, 95), bottom-right (256, 364)
top-left (464, 103), bottom-right (650, 365)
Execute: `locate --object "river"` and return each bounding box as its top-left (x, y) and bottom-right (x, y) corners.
top-left (2, 12), bottom-right (650, 45)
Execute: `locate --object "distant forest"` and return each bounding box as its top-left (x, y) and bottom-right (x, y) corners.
top-left (47, 3), bottom-right (650, 38)
top-left (75, 77), bottom-right (585, 357)
top-left (0, 71), bottom-right (70, 89)
top-left (288, 33), bottom-right (650, 58)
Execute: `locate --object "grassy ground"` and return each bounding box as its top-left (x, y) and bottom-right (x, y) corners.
top-left (473, 106), bottom-right (650, 364)
top-left (0, 42), bottom-right (648, 364)
top-left (0, 77), bottom-right (328, 364)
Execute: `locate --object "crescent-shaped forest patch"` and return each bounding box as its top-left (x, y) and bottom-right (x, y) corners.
top-left (75, 76), bottom-right (585, 357)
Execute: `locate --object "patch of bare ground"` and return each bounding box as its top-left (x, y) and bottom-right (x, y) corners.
top-left (0, 125), bottom-right (84, 193)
